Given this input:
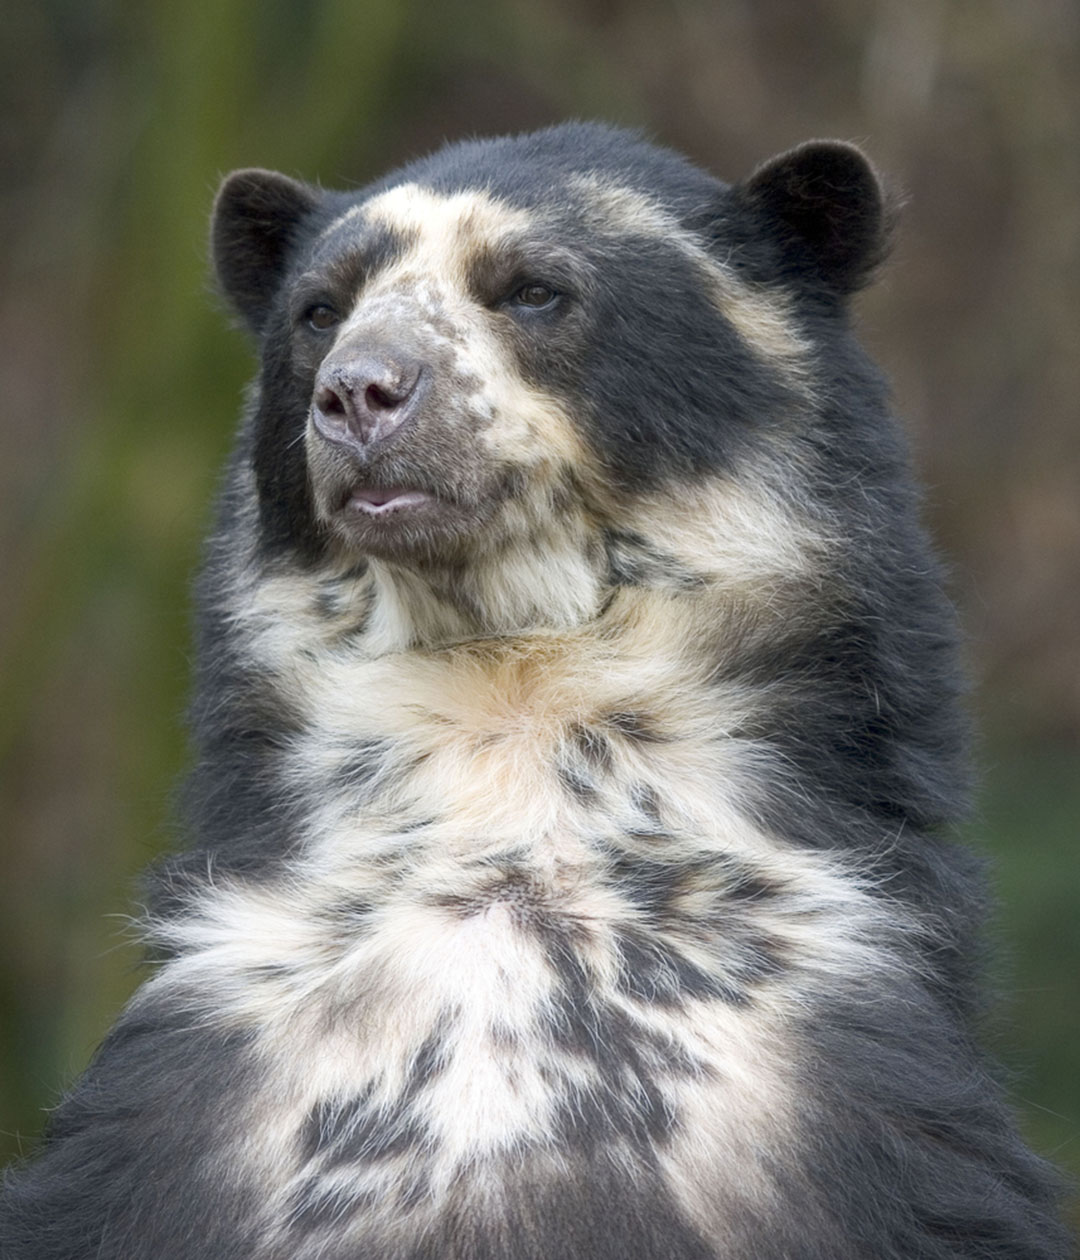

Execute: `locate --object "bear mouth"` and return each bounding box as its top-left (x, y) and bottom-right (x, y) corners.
top-left (322, 479), bottom-right (483, 561)
top-left (346, 487), bottom-right (435, 516)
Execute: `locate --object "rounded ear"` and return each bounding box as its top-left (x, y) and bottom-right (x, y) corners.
top-left (211, 169), bottom-right (321, 333)
top-left (738, 141), bottom-right (892, 297)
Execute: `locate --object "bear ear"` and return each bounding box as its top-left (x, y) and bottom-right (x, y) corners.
top-left (738, 141), bottom-right (891, 298)
top-left (211, 169), bottom-right (321, 333)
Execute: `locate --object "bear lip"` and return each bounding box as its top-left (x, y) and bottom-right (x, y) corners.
top-left (346, 487), bottom-right (434, 516)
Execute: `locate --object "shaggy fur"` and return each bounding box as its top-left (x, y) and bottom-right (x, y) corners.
top-left (1, 123), bottom-right (1071, 1259)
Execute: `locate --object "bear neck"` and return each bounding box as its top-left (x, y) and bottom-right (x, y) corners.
top-left (362, 516), bottom-right (609, 652)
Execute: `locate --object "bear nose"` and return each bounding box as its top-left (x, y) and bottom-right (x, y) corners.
top-left (312, 353), bottom-right (425, 451)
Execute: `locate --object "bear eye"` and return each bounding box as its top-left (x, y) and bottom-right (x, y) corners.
top-left (512, 283), bottom-right (558, 309)
top-left (305, 303), bottom-right (340, 332)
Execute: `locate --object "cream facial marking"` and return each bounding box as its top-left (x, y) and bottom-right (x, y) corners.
top-left (329, 184), bottom-right (538, 305)
top-left (571, 174), bottom-right (811, 373)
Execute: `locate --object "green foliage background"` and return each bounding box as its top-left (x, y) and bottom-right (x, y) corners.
top-left (2, 0), bottom-right (1077, 1229)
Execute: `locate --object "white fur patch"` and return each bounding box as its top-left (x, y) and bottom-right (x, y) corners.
top-left (146, 596), bottom-right (909, 1243)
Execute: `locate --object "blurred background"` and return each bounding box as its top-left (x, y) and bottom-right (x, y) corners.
top-left (1, 0), bottom-right (1077, 1227)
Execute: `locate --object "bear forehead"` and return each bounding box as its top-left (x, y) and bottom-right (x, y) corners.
top-left (336, 185), bottom-right (534, 243)
top-left (310, 175), bottom-right (704, 281)
top-left (314, 185), bottom-right (539, 289)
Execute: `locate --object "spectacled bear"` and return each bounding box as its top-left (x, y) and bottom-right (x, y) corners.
top-left (1, 123), bottom-right (1071, 1259)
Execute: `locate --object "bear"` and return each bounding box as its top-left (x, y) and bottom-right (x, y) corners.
top-left (0, 123), bottom-right (1071, 1259)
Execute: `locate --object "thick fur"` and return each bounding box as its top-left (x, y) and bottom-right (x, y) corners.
top-left (1, 123), bottom-right (1070, 1259)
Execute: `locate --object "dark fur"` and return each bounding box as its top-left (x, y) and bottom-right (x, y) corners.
top-left (1, 123), bottom-right (1071, 1258)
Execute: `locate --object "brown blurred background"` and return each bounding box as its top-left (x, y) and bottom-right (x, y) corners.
top-left (2, 0), bottom-right (1077, 1226)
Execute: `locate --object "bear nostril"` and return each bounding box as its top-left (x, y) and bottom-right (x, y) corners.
top-left (316, 385), bottom-right (347, 420)
top-left (365, 381), bottom-right (398, 412)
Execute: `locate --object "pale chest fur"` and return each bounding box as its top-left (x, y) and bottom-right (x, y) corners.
top-left (141, 566), bottom-right (905, 1249)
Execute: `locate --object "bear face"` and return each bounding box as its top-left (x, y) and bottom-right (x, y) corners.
top-left (212, 125), bottom-right (888, 604)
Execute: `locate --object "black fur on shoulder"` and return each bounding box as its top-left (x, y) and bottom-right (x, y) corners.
top-left (2, 122), bottom-right (1071, 1259)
